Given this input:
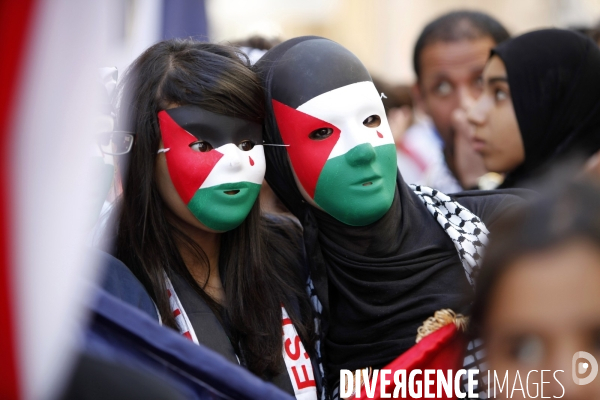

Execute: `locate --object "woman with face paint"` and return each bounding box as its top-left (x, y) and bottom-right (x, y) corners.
top-left (255, 37), bottom-right (528, 398)
top-left (467, 29), bottom-right (600, 188)
top-left (114, 39), bottom-right (319, 398)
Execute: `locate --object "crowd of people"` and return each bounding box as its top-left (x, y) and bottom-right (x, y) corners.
top-left (73, 9), bottom-right (600, 400)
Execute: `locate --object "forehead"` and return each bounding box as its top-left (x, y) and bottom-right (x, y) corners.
top-left (419, 37), bottom-right (496, 83)
top-left (270, 39), bottom-right (372, 109)
top-left (483, 55), bottom-right (507, 79)
top-left (297, 81), bottom-right (384, 121)
top-left (165, 105), bottom-right (262, 146)
top-left (487, 239), bottom-right (600, 332)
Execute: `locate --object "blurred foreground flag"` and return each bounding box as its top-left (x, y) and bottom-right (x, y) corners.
top-left (0, 1), bottom-right (107, 399)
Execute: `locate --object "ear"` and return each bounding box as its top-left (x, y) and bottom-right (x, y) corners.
top-left (411, 82), bottom-right (427, 114)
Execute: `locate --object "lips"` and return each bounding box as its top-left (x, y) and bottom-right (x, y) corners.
top-left (354, 175), bottom-right (381, 187)
top-left (215, 182), bottom-right (254, 200)
top-left (218, 181), bottom-right (252, 192)
top-left (472, 137), bottom-right (487, 153)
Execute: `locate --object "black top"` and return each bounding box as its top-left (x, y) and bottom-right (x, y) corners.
top-left (492, 29), bottom-right (600, 188)
top-left (170, 272), bottom-right (297, 395)
top-left (255, 36), bottom-right (531, 390)
top-left (320, 182), bottom-right (526, 382)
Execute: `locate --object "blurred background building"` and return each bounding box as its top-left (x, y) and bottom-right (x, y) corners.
top-left (105, 0), bottom-right (600, 83)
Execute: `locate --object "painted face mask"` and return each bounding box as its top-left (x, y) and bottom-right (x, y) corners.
top-left (268, 39), bottom-right (397, 226)
top-left (158, 105), bottom-right (265, 231)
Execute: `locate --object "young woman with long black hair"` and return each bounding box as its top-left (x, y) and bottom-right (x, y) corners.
top-left (113, 39), bottom-right (318, 398)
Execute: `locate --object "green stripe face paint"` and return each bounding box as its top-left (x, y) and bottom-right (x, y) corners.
top-left (313, 143), bottom-right (397, 226)
top-left (273, 81), bottom-right (397, 226)
top-left (187, 181), bottom-right (262, 232)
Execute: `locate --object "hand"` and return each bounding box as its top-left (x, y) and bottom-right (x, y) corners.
top-left (451, 108), bottom-right (488, 189)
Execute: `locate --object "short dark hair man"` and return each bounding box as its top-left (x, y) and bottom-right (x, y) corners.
top-left (412, 10), bottom-right (510, 189)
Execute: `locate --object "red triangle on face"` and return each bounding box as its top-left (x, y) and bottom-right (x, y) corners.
top-left (158, 111), bottom-right (223, 204)
top-left (272, 100), bottom-right (341, 198)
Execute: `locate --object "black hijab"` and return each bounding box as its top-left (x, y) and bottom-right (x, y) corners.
top-left (254, 37), bottom-right (490, 385)
top-left (493, 29), bottom-right (600, 188)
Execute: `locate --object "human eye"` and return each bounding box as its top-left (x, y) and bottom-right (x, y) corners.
top-left (238, 140), bottom-right (256, 151)
top-left (508, 334), bottom-right (544, 365)
top-left (308, 127), bottom-right (334, 140)
top-left (435, 81), bottom-right (453, 97)
top-left (494, 88), bottom-right (509, 102)
top-left (363, 115), bottom-right (381, 128)
top-left (189, 141), bottom-right (213, 152)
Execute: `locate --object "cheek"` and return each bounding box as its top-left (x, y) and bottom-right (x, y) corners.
top-left (272, 100), bottom-right (341, 199)
top-left (425, 96), bottom-right (457, 137)
top-left (155, 155), bottom-right (198, 224)
top-left (484, 334), bottom-right (515, 371)
top-left (486, 107), bottom-right (525, 172)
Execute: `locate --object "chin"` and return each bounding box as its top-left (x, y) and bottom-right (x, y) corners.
top-left (336, 194), bottom-right (394, 226)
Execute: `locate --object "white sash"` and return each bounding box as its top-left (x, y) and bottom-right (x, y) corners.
top-left (165, 277), bottom-right (317, 400)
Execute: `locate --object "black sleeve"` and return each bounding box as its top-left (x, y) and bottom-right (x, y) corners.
top-left (451, 188), bottom-right (537, 232)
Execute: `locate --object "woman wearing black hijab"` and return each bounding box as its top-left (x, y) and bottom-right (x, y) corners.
top-left (468, 29), bottom-right (600, 188)
top-left (254, 36), bottom-right (527, 397)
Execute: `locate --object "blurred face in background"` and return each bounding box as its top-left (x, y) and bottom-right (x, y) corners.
top-left (483, 238), bottom-right (600, 399)
top-left (467, 55), bottom-right (524, 173)
top-left (414, 37), bottom-right (495, 150)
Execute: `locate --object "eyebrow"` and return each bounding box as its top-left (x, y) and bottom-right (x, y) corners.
top-left (487, 76), bottom-right (508, 84)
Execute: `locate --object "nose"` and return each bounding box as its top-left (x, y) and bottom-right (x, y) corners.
top-left (229, 158), bottom-right (241, 168)
top-left (222, 144), bottom-right (243, 170)
top-left (345, 143), bottom-right (376, 166)
top-left (458, 86), bottom-right (476, 111)
top-left (467, 96), bottom-right (488, 127)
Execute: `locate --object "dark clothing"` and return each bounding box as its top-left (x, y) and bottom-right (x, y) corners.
top-left (255, 36), bottom-right (531, 391)
top-left (97, 249), bottom-right (159, 321)
top-left (493, 29), bottom-right (600, 188)
top-left (81, 288), bottom-right (293, 400)
top-left (170, 273), bottom-right (239, 365)
top-left (60, 352), bottom-right (187, 400)
top-left (94, 249), bottom-right (301, 397)
top-left (321, 181), bottom-right (526, 383)
top-left (170, 272), bottom-right (297, 396)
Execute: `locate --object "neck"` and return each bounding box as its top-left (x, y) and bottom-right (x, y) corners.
top-left (168, 212), bottom-right (224, 303)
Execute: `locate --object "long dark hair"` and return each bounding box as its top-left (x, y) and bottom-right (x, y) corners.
top-left (470, 180), bottom-right (600, 337)
top-left (114, 39), bottom-right (314, 378)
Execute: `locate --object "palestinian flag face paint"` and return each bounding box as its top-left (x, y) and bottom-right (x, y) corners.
top-left (273, 81), bottom-right (397, 226)
top-left (158, 106), bottom-right (265, 232)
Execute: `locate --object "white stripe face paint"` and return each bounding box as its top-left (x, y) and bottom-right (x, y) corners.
top-left (297, 81), bottom-right (395, 160)
top-left (200, 143), bottom-right (265, 189)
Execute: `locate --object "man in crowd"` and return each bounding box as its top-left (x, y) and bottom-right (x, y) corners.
top-left (401, 11), bottom-right (510, 191)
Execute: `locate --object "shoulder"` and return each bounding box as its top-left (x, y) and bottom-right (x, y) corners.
top-left (450, 188), bottom-right (537, 231)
